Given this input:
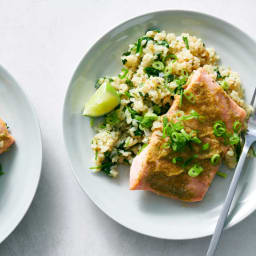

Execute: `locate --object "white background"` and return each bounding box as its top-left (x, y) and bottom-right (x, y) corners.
top-left (0, 0), bottom-right (256, 255)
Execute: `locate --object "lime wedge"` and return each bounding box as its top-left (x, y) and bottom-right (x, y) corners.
top-left (82, 82), bottom-right (120, 117)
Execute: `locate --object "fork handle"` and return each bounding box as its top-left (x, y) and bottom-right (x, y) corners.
top-left (206, 139), bottom-right (253, 256)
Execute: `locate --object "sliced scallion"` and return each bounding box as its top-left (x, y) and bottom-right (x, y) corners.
top-left (213, 121), bottom-right (226, 137)
top-left (229, 133), bottom-right (240, 145)
top-left (211, 153), bottom-right (221, 165)
top-left (188, 164), bottom-right (203, 177)
top-left (182, 36), bottom-right (189, 49)
top-left (152, 61), bottom-right (165, 71)
top-left (233, 121), bottom-right (242, 133)
top-left (118, 68), bottom-right (128, 79)
top-left (202, 143), bottom-right (210, 151)
top-left (184, 90), bottom-right (196, 103)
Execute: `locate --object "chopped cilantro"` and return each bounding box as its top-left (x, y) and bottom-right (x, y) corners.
top-left (105, 111), bottom-right (120, 126)
top-left (182, 36), bottom-right (189, 49)
top-left (144, 66), bottom-right (160, 77)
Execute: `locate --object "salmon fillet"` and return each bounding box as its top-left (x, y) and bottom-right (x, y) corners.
top-left (0, 118), bottom-right (14, 154)
top-left (130, 68), bottom-right (246, 202)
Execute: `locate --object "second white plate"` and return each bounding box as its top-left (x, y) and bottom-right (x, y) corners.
top-left (0, 66), bottom-right (42, 243)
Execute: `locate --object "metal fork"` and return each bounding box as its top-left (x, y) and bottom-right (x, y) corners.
top-left (206, 88), bottom-right (256, 256)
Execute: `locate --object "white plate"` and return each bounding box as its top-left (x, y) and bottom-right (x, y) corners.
top-left (0, 66), bottom-right (42, 243)
top-left (63, 10), bottom-right (256, 239)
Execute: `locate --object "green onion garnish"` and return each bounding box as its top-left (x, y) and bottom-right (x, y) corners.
top-left (182, 36), bottom-right (189, 49)
top-left (213, 121), bottom-right (226, 137)
top-left (164, 54), bottom-right (177, 62)
top-left (216, 171), bottom-right (227, 178)
top-left (229, 133), bottom-right (240, 145)
top-left (172, 157), bottom-right (184, 164)
top-left (211, 153), bottom-right (221, 165)
top-left (191, 137), bottom-right (201, 144)
top-left (178, 110), bottom-right (202, 121)
top-left (220, 81), bottom-right (229, 91)
top-left (202, 143), bottom-right (210, 151)
top-left (233, 121), bottom-right (242, 133)
top-left (184, 90), bottom-right (196, 103)
top-left (188, 164), bottom-right (203, 177)
top-left (138, 143), bottom-right (148, 154)
top-left (164, 65), bottom-right (172, 75)
top-left (152, 61), bottom-right (165, 71)
top-left (140, 115), bottom-right (157, 129)
top-left (118, 68), bottom-right (128, 79)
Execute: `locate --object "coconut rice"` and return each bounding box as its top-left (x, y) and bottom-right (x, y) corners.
top-left (90, 30), bottom-right (252, 177)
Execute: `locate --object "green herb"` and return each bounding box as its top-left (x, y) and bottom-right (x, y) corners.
top-left (188, 164), bottom-right (203, 177)
top-left (165, 74), bottom-right (175, 83)
top-left (156, 40), bottom-right (169, 48)
top-left (202, 143), bottom-right (210, 151)
top-left (152, 61), bottom-right (165, 71)
top-left (91, 152), bottom-right (115, 176)
top-left (144, 67), bottom-right (160, 77)
top-left (127, 106), bottom-right (138, 118)
top-left (122, 59), bottom-right (127, 65)
top-left (229, 133), bottom-right (240, 145)
top-left (211, 153), bottom-right (221, 165)
top-left (138, 143), bottom-right (148, 154)
top-left (126, 79), bottom-right (133, 87)
top-left (214, 68), bottom-right (222, 79)
top-left (175, 71), bottom-right (188, 86)
top-left (216, 171), bottom-right (227, 178)
top-left (118, 68), bottom-right (128, 79)
top-left (164, 65), bottom-right (172, 75)
top-left (178, 110), bottom-right (202, 121)
top-left (213, 121), bottom-right (226, 137)
top-left (134, 128), bottom-right (144, 136)
top-left (134, 115), bottom-right (143, 122)
top-left (140, 115), bottom-right (157, 129)
top-left (233, 121), bottom-right (242, 133)
top-left (172, 157), bottom-right (184, 164)
top-left (179, 90), bottom-right (183, 107)
top-left (162, 117), bottom-right (201, 151)
top-left (184, 90), bottom-right (196, 103)
top-left (164, 54), bottom-right (177, 62)
top-left (220, 81), bottom-right (229, 91)
top-left (182, 36), bottom-right (189, 49)
top-left (95, 151), bottom-right (98, 160)
top-left (136, 36), bottom-right (154, 55)
top-left (105, 111), bottom-right (120, 126)
top-left (124, 91), bottom-right (131, 98)
top-left (122, 51), bottom-right (131, 56)
top-left (153, 105), bottom-right (161, 115)
top-left (191, 137), bottom-right (201, 144)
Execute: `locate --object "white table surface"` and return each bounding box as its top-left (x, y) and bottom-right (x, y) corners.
top-left (0, 0), bottom-right (256, 255)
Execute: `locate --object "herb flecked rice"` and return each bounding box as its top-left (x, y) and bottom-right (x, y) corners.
top-left (90, 30), bottom-right (252, 177)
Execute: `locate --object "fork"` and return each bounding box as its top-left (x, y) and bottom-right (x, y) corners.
top-left (206, 88), bottom-right (256, 256)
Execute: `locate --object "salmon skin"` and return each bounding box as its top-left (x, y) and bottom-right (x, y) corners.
top-left (0, 118), bottom-right (14, 154)
top-left (129, 68), bottom-right (246, 202)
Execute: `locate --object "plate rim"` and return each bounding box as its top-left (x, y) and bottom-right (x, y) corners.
top-left (63, 9), bottom-right (256, 240)
top-left (0, 65), bottom-right (43, 244)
